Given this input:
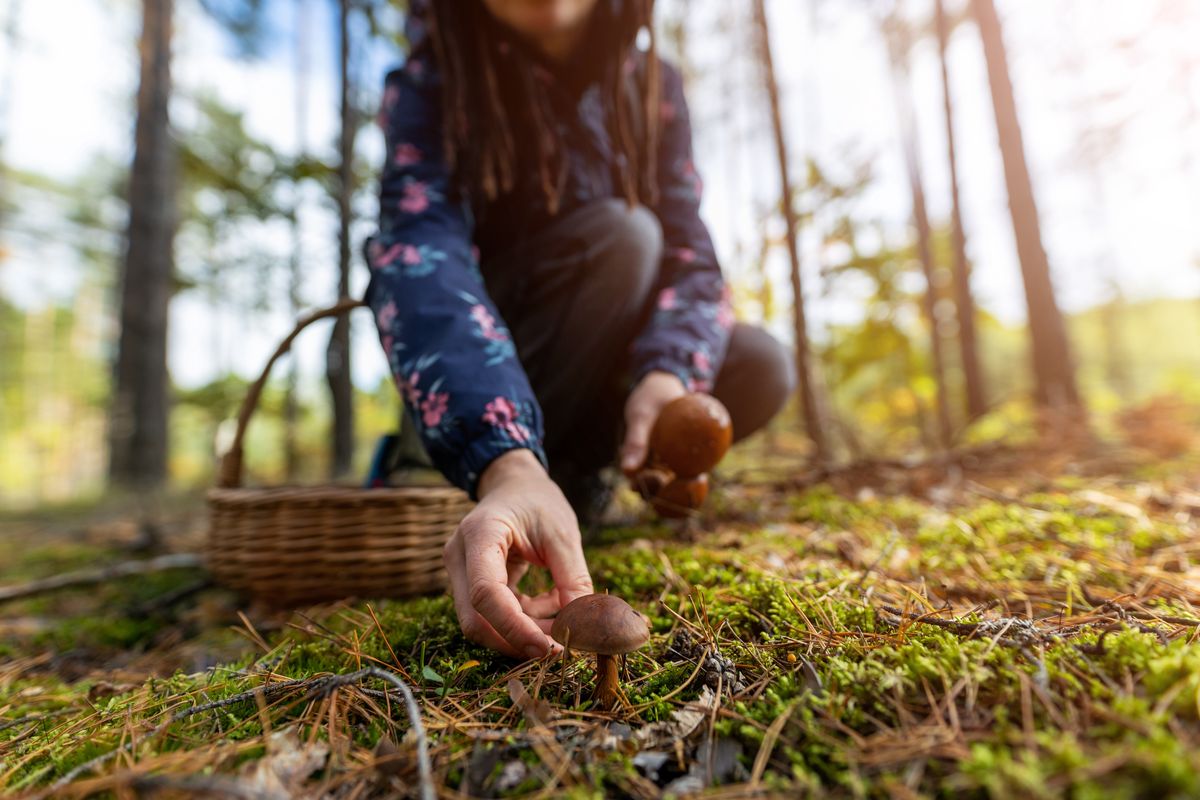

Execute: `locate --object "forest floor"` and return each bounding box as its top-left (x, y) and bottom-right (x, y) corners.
top-left (2, 405), bottom-right (1200, 799)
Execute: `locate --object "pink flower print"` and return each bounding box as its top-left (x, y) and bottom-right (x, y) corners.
top-left (657, 287), bottom-right (677, 311)
top-left (692, 350), bottom-right (712, 376)
top-left (687, 376), bottom-right (711, 393)
top-left (381, 334), bottom-right (394, 354)
top-left (483, 397), bottom-right (531, 444)
top-left (660, 99), bottom-right (677, 124)
top-left (376, 300), bottom-right (398, 330)
top-left (470, 304), bottom-right (508, 342)
top-left (394, 143), bottom-right (422, 167)
top-left (717, 288), bottom-right (735, 330)
top-left (421, 391), bottom-right (449, 427)
top-left (680, 160), bottom-right (703, 198)
top-left (672, 247), bottom-right (697, 264)
top-left (400, 180), bottom-right (430, 214)
top-left (371, 242), bottom-right (403, 269)
top-left (400, 371), bottom-right (422, 407)
top-left (377, 85), bottom-right (399, 127)
top-left (717, 303), bottom-right (735, 331)
top-left (401, 244), bottom-right (422, 266)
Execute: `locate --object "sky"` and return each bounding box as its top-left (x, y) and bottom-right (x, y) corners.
top-left (1, 0), bottom-right (1197, 393)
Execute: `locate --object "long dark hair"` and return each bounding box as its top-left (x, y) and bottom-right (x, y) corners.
top-left (425, 0), bottom-right (660, 214)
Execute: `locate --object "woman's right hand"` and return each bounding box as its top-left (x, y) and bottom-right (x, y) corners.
top-left (443, 449), bottom-right (594, 658)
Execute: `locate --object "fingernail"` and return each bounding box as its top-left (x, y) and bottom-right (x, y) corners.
top-left (525, 644), bottom-right (546, 660)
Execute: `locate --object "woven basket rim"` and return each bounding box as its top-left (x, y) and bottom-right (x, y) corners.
top-left (208, 484), bottom-right (470, 505)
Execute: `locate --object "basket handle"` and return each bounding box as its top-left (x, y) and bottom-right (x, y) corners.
top-left (218, 297), bottom-right (367, 488)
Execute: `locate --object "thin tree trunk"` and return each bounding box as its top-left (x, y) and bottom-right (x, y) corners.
top-left (327, 0), bottom-right (355, 479)
top-left (936, 0), bottom-right (987, 420)
top-left (0, 0), bottom-right (23, 240)
top-left (751, 0), bottom-right (826, 463)
top-left (972, 0), bottom-right (1081, 413)
top-left (285, 0), bottom-right (312, 482)
top-left (883, 20), bottom-right (953, 450)
top-left (109, 0), bottom-right (176, 488)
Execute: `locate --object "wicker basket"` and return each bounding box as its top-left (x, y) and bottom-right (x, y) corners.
top-left (207, 298), bottom-right (473, 605)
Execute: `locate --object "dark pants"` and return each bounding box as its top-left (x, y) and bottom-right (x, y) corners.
top-left (482, 200), bottom-right (796, 509)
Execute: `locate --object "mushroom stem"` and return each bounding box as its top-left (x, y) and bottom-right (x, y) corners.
top-left (591, 654), bottom-right (622, 711)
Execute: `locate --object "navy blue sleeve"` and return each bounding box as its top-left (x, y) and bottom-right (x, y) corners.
top-left (632, 62), bottom-right (734, 392)
top-left (365, 58), bottom-right (547, 498)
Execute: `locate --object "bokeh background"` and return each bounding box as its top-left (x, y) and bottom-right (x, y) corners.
top-left (2, 0), bottom-right (1198, 508)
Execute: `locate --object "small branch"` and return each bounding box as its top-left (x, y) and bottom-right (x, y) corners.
top-left (0, 554), bottom-right (206, 604)
top-left (128, 577), bottom-right (214, 617)
top-left (42, 667), bottom-right (435, 800)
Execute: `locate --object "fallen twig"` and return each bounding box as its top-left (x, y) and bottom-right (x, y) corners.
top-left (0, 553), bottom-right (206, 604)
top-left (40, 667), bottom-right (434, 800)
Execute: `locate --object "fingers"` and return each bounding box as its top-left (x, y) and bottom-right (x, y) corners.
top-left (621, 405), bottom-right (655, 473)
top-left (543, 527), bottom-right (594, 607)
top-left (519, 589), bottom-right (563, 619)
top-left (444, 534), bottom-right (523, 658)
top-left (461, 517), bottom-right (553, 660)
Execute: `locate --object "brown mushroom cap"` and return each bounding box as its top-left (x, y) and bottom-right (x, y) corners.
top-left (649, 394), bottom-right (733, 478)
top-left (550, 594), bottom-right (650, 655)
top-left (651, 473), bottom-right (709, 518)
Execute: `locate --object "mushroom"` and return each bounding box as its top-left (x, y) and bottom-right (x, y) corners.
top-left (650, 474), bottom-right (709, 518)
top-left (551, 594), bottom-right (649, 711)
top-left (649, 393), bottom-right (732, 478)
top-left (628, 394), bottom-right (732, 518)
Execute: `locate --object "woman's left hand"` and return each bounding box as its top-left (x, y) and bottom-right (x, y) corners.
top-left (620, 371), bottom-right (687, 474)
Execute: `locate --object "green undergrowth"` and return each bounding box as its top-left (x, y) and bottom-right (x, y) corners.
top-left (3, 469), bottom-right (1200, 798)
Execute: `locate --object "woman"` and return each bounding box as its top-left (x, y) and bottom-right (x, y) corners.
top-left (366, 0), bottom-right (795, 659)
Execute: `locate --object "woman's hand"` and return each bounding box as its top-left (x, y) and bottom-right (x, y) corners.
top-left (620, 371), bottom-right (687, 473)
top-left (444, 449), bottom-right (594, 658)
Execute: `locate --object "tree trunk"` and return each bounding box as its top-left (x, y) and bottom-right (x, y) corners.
top-left (936, 0), bottom-right (987, 420)
top-left (0, 0), bottom-right (23, 240)
top-left (327, 0), bottom-right (355, 479)
top-left (883, 21), bottom-right (953, 450)
top-left (972, 0), bottom-right (1081, 412)
top-left (109, 0), bottom-right (176, 488)
top-left (751, 0), bottom-right (826, 463)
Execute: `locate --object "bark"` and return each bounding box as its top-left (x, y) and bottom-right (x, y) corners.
top-left (751, 0), bottom-right (827, 462)
top-left (972, 0), bottom-right (1081, 412)
top-left (109, 0), bottom-right (176, 488)
top-left (884, 22), bottom-right (953, 449)
top-left (327, 0), bottom-right (355, 479)
top-left (936, 0), bottom-right (987, 420)
top-left (0, 0), bottom-right (22, 237)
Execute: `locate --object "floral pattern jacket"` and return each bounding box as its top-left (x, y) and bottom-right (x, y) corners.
top-left (365, 40), bottom-right (732, 498)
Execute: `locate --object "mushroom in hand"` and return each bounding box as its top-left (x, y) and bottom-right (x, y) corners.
top-left (650, 474), bottom-right (709, 519)
top-left (551, 594), bottom-right (649, 711)
top-left (650, 393), bottom-right (733, 478)
top-left (630, 393), bottom-right (732, 517)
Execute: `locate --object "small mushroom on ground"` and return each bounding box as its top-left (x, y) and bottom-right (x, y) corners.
top-left (551, 594), bottom-right (649, 711)
top-left (630, 393), bottom-right (732, 517)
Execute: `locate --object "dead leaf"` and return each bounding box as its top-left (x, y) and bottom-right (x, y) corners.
top-left (634, 686), bottom-right (716, 749)
top-left (507, 678), bottom-right (555, 727)
top-left (240, 728), bottom-right (329, 800)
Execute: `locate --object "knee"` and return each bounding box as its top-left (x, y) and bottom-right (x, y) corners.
top-left (717, 325), bottom-right (796, 439)
top-left (586, 200), bottom-right (663, 299)
top-left (744, 326), bottom-right (796, 406)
